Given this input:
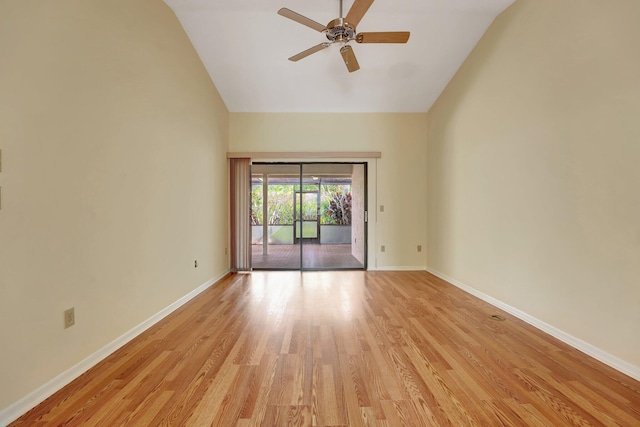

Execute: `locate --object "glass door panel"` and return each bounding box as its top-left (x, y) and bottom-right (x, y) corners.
top-left (250, 163), bottom-right (301, 269)
top-left (301, 163), bottom-right (366, 270)
top-left (349, 163), bottom-right (367, 268)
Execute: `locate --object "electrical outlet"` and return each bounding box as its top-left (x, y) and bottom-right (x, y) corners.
top-left (417, 245), bottom-right (422, 252)
top-left (194, 259), bottom-right (198, 268)
top-left (381, 245), bottom-right (386, 252)
top-left (64, 308), bottom-right (75, 329)
top-left (380, 205), bottom-right (384, 212)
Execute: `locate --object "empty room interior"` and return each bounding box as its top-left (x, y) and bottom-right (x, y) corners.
top-left (1, 0), bottom-right (639, 425)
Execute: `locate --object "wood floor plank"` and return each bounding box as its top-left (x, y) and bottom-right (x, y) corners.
top-left (184, 363), bottom-right (240, 426)
top-left (536, 371), bottom-right (629, 426)
top-left (274, 405), bottom-right (312, 427)
top-left (338, 354), bottom-right (369, 427)
top-left (210, 365), bottom-right (258, 427)
top-left (118, 390), bottom-right (174, 426)
top-left (246, 353), bottom-right (279, 426)
top-left (10, 271), bottom-right (640, 426)
top-left (501, 398), bottom-right (555, 426)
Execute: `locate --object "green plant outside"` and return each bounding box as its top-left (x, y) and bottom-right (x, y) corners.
top-left (251, 183), bottom-right (351, 225)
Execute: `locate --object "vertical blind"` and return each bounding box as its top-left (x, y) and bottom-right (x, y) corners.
top-left (230, 158), bottom-right (251, 271)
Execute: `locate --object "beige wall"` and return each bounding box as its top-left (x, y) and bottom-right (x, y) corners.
top-left (230, 113), bottom-right (428, 269)
top-left (427, 0), bottom-right (640, 368)
top-left (0, 0), bottom-right (229, 411)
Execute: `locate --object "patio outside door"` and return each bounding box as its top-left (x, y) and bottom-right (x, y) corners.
top-left (250, 162), bottom-right (367, 270)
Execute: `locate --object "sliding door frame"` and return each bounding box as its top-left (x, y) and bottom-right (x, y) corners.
top-left (250, 161), bottom-right (367, 271)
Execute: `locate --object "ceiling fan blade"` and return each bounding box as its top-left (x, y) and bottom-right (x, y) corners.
top-left (356, 31), bottom-right (410, 44)
top-left (289, 43), bottom-right (330, 62)
top-left (340, 45), bottom-right (360, 73)
top-left (345, 0), bottom-right (374, 27)
top-left (278, 8), bottom-right (326, 32)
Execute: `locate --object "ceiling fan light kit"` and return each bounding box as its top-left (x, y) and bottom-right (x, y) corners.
top-left (278, 0), bottom-right (410, 73)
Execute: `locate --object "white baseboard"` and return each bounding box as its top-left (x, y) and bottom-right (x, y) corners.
top-left (0, 272), bottom-right (230, 427)
top-left (370, 266), bottom-right (427, 271)
top-left (425, 267), bottom-right (640, 382)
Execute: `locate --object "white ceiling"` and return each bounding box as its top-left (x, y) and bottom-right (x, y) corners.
top-left (163, 0), bottom-right (514, 113)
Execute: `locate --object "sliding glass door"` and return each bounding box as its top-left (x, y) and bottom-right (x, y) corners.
top-left (250, 162), bottom-right (367, 270)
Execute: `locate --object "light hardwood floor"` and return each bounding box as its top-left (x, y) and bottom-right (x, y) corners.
top-left (11, 271), bottom-right (640, 426)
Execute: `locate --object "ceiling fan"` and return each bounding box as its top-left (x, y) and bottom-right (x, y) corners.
top-left (278, 0), bottom-right (410, 73)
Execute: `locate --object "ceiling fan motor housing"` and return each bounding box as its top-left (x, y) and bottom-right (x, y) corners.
top-left (325, 18), bottom-right (355, 42)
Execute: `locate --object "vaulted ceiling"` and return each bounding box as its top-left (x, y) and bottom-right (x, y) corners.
top-left (163, 0), bottom-right (515, 112)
